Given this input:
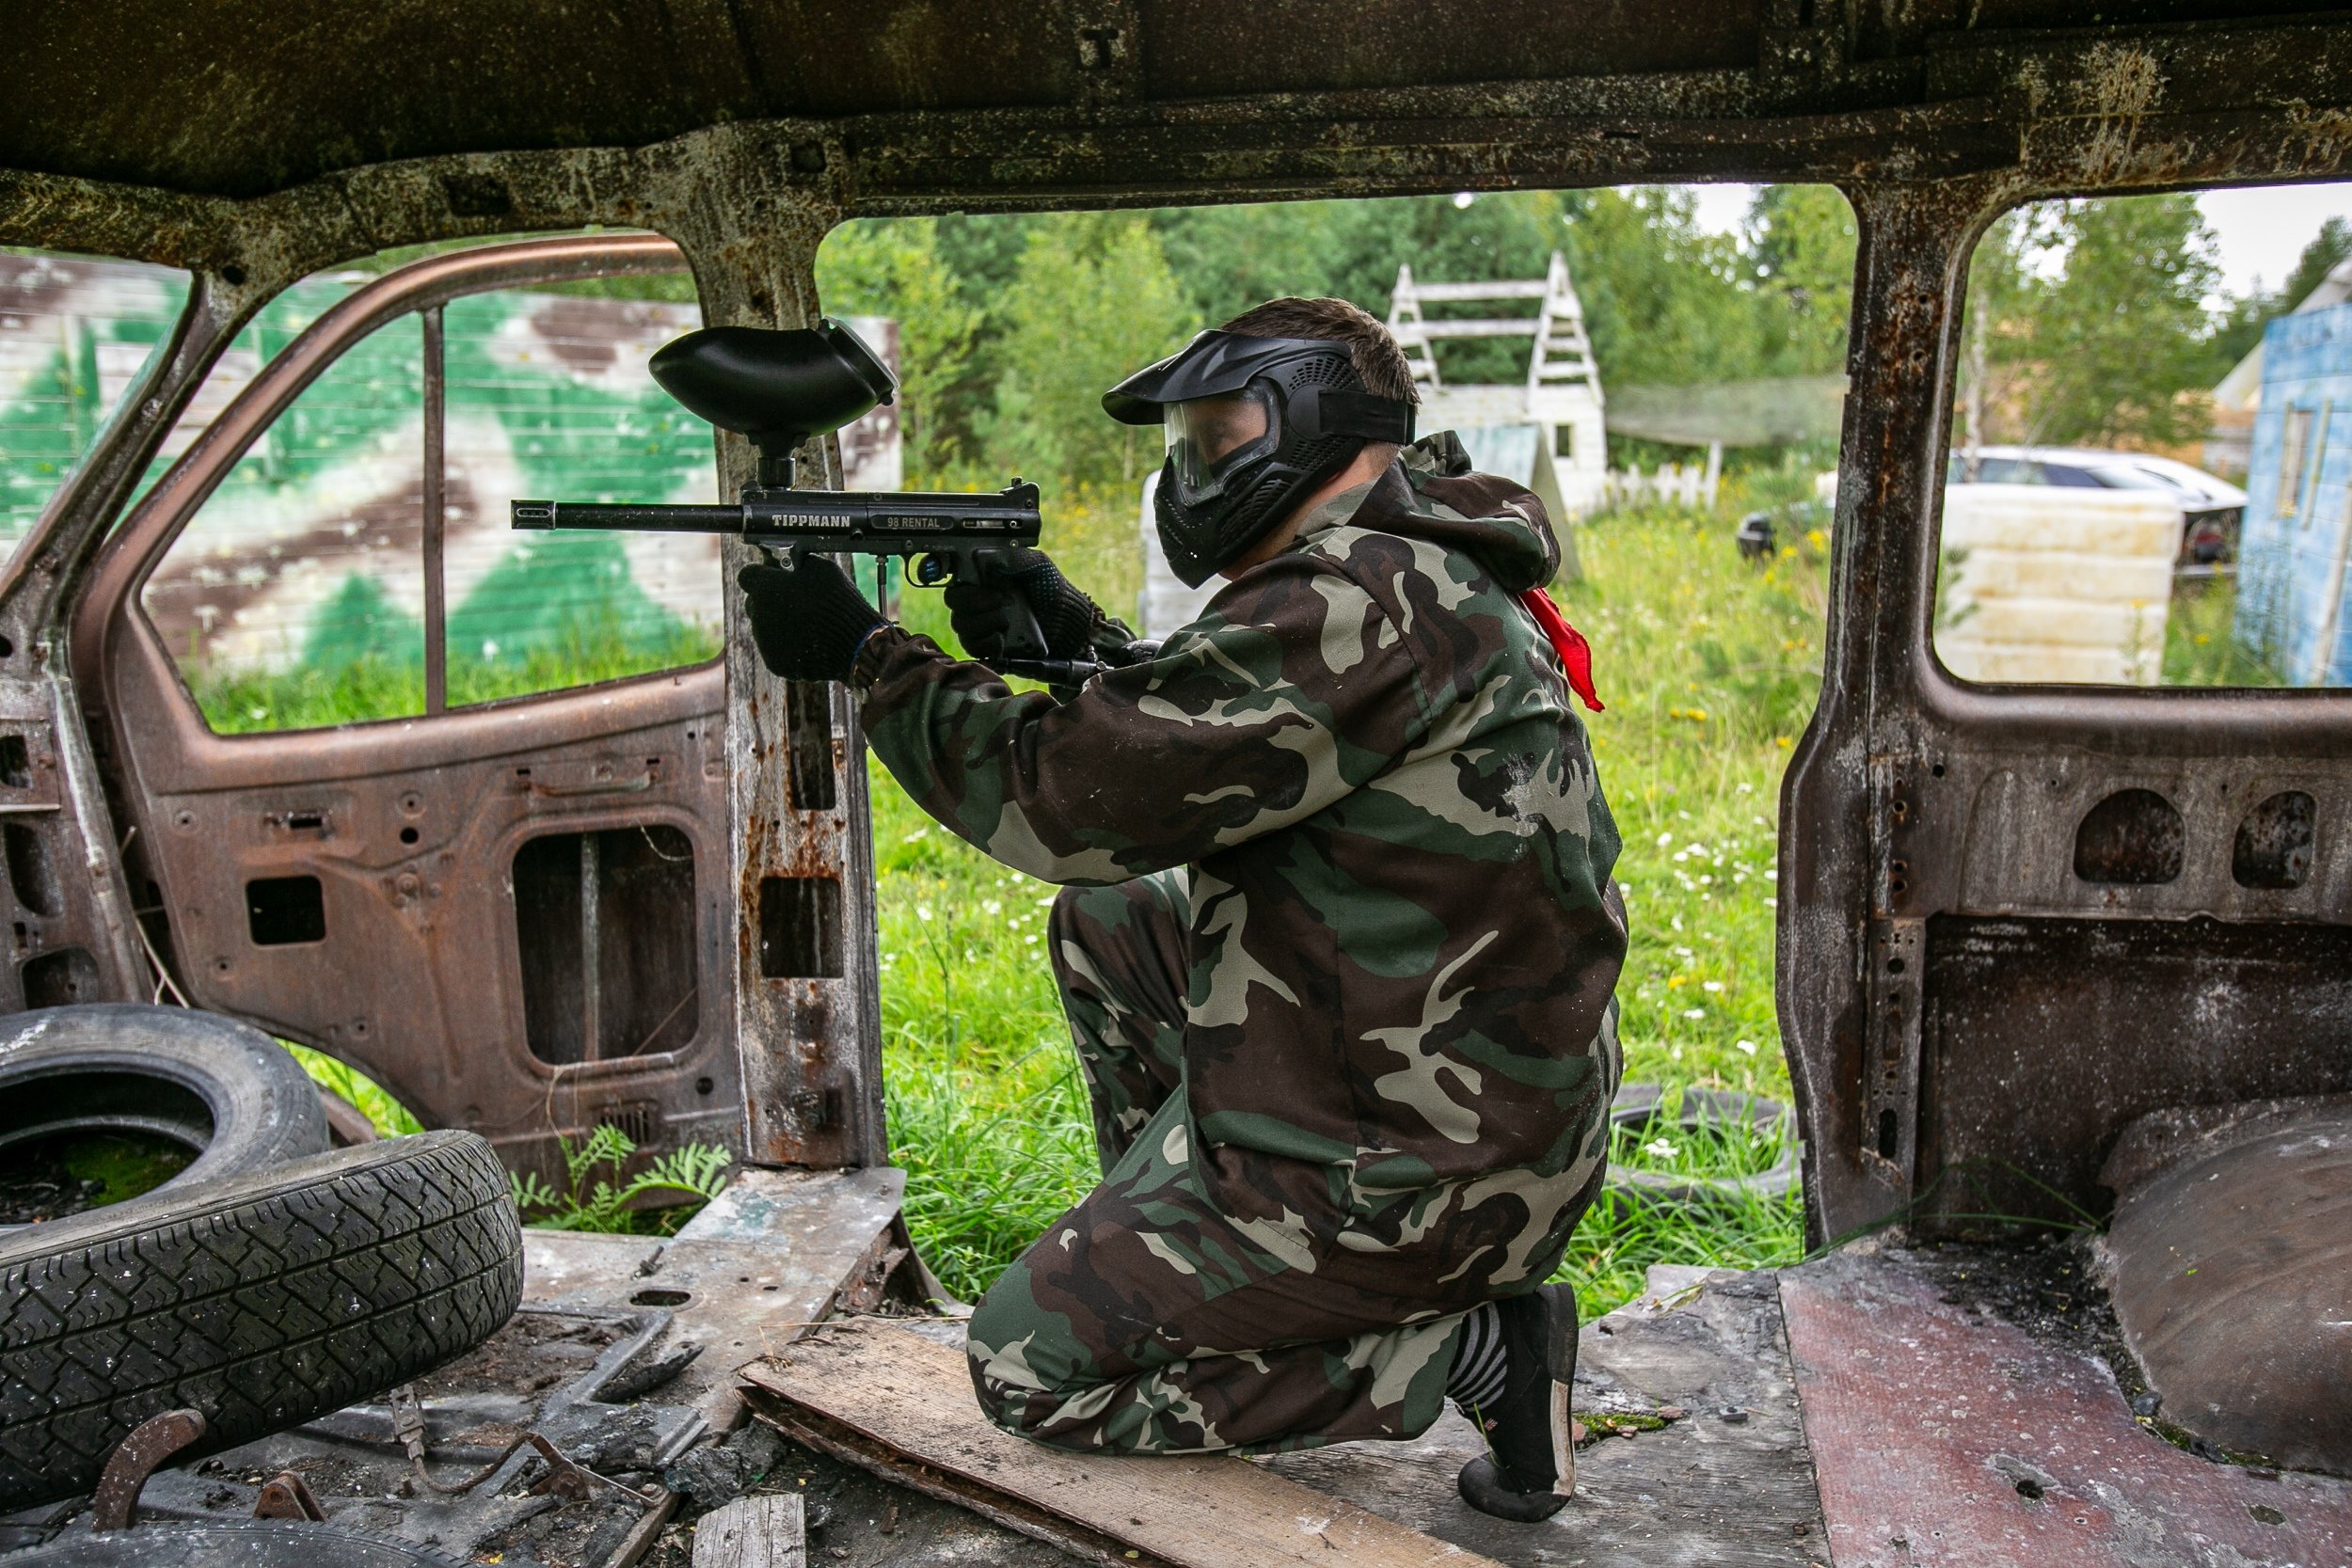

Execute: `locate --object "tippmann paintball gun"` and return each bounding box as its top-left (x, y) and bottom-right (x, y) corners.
top-left (511, 317), bottom-right (1107, 686)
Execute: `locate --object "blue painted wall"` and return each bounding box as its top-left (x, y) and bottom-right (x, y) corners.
top-left (2234, 302), bottom-right (2352, 684)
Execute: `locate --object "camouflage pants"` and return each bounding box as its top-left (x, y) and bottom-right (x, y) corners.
top-left (964, 869), bottom-right (1475, 1456)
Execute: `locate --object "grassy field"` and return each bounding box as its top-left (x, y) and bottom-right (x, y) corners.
top-left (222, 483), bottom-right (2267, 1316)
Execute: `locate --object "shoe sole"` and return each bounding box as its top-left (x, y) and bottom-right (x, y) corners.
top-left (1548, 1342), bottom-right (1577, 1497)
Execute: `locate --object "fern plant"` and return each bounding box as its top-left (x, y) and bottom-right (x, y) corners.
top-left (509, 1123), bottom-right (733, 1235)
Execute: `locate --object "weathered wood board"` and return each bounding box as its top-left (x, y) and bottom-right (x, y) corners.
top-left (739, 1321), bottom-right (1506, 1568)
top-left (692, 1492), bottom-right (805, 1568)
top-left (1259, 1267), bottom-right (1832, 1567)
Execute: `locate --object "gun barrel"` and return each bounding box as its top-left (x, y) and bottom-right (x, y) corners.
top-left (512, 500), bottom-right (741, 532)
top-left (510, 482), bottom-right (1041, 555)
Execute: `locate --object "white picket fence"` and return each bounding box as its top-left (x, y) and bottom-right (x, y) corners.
top-left (1604, 459), bottom-right (1720, 510)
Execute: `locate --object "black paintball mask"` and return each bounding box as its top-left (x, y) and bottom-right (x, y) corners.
top-left (1103, 331), bottom-right (1416, 586)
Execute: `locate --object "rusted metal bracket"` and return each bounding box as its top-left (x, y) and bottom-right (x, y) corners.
top-left (389, 1381), bottom-right (662, 1508)
top-left (1861, 917), bottom-right (1925, 1193)
top-left (251, 1469), bottom-right (328, 1522)
top-left (90, 1407), bottom-right (206, 1531)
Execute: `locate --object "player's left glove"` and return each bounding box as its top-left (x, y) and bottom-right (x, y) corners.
top-left (736, 557), bottom-right (884, 682)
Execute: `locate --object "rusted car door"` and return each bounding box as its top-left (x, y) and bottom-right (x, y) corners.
top-left (71, 235), bottom-right (741, 1180)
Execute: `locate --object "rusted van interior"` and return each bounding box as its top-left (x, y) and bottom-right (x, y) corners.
top-left (0, 5), bottom-right (2345, 1562)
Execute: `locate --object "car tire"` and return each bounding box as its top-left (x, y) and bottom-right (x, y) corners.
top-left (0, 1520), bottom-right (470, 1567)
top-left (0, 1006), bottom-right (332, 1225)
top-left (1605, 1083), bottom-right (1801, 1210)
top-left (0, 1131), bottom-right (523, 1511)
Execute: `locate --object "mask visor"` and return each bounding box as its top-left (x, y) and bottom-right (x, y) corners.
top-left (1164, 385), bottom-right (1279, 504)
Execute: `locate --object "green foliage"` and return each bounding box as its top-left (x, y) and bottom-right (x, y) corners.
top-left (2210, 214), bottom-right (2352, 366)
top-left (816, 186), bottom-right (1869, 492)
top-left (509, 1123), bottom-right (734, 1235)
top-left (1962, 196), bottom-right (2230, 451)
top-left (979, 214), bottom-right (1198, 488)
top-left (2026, 197), bottom-right (2221, 448)
top-left (282, 1041), bottom-right (425, 1136)
top-left (817, 220), bottom-right (984, 481)
top-left (2163, 576), bottom-right (2281, 687)
top-left (1742, 184), bottom-right (1858, 375)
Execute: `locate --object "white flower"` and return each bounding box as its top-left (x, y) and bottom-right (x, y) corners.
top-left (1655, 831), bottom-right (1673, 847)
top-left (1737, 1039), bottom-right (1758, 1055)
top-left (1702, 980), bottom-right (1724, 992)
top-left (1025, 933), bottom-right (1040, 945)
top-left (1682, 1006), bottom-right (1705, 1019)
top-left (1644, 1138), bottom-right (1678, 1160)
top-left (1765, 869), bottom-right (1779, 880)
top-left (983, 900), bottom-right (1002, 915)
top-left (1763, 896), bottom-right (1778, 908)
top-left (916, 907), bottom-right (933, 922)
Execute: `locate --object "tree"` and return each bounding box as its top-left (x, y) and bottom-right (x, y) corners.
top-left (1744, 184), bottom-right (1857, 376)
top-left (817, 220), bottom-right (983, 482)
top-left (2208, 214), bottom-right (2352, 367)
top-left (2279, 215), bottom-right (2352, 310)
top-left (2015, 196), bottom-right (2221, 448)
top-left (980, 214), bottom-right (1197, 487)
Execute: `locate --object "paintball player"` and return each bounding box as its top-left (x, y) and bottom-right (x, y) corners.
top-left (736, 297), bottom-right (1624, 1522)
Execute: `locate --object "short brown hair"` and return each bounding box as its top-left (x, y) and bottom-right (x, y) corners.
top-left (1219, 296), bottom-right (1418, 404)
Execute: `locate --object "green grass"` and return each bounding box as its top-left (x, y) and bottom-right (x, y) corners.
top-left (2162, 574), bottom-right (2280, 687)
top-left (184, 622), bottom-right (720, 734)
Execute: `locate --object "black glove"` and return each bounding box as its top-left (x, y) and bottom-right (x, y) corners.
top-left (736, 557), bottom-right (884, 682)
top-left (946, 546), bottom-right (1103, 663)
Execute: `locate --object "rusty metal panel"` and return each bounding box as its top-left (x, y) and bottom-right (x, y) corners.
top-left (1781, 1250), bottom-right (2352, 1568)
top-left (2102, 1096), bottom-right (2352, 1479)
top-left (1917, 915), bottom-right (2352, 1228)
top-left (65, 238), bottom-right (753, 1188)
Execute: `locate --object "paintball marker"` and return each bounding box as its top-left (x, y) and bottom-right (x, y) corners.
top-left (511, 317), bottom-right (1102, 686)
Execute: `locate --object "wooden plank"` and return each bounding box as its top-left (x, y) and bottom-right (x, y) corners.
top-left (1260, 1268), bottom-right (1829, 1568)
top-left (739, 1321), bottom-right (1505, 1568)
top-left (691, 1493), bottom-right (805, 1568)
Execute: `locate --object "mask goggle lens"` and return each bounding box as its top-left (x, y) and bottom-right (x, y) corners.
top-left (1164, 386), bottom-right (1279, 503)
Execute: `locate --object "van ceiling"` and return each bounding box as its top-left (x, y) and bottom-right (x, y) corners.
top-left (0, 1), bottom-right (2343, 204)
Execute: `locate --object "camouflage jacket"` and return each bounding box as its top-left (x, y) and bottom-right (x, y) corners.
top-left (853, 437), bottom-right (1626, 1304)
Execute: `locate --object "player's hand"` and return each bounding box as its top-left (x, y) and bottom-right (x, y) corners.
top-left (736, 557), bottom-right (884, 681)
top-left (946, 546), bottom-right (1104, 663)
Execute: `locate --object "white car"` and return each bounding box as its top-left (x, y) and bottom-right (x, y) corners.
top-left (1947, 444), bottom-right (2249, 567)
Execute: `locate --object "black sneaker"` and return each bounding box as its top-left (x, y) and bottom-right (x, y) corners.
top-left (1456, 1282), bottom-right (1579, 1522)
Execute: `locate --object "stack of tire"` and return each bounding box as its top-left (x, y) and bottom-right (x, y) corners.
top-left (0, 1006), bottom-right (523, 1560)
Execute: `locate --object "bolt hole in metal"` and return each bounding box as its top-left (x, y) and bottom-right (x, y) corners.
top-left (1877, 1107), bottom-right (1899, 1160)
top-left (400, 826), bottom-right (421, 845)
top-left (0, 734), bottom-right (28, 787)
top-left (1887, 957), bottom-right (1906, 974)
top-left (0, 634), bottom-right (14, 659)
top-left (2016, 1478), bottom-right (2045, 1501)
top-left (630, 1289), bottom-right (691, 1307)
